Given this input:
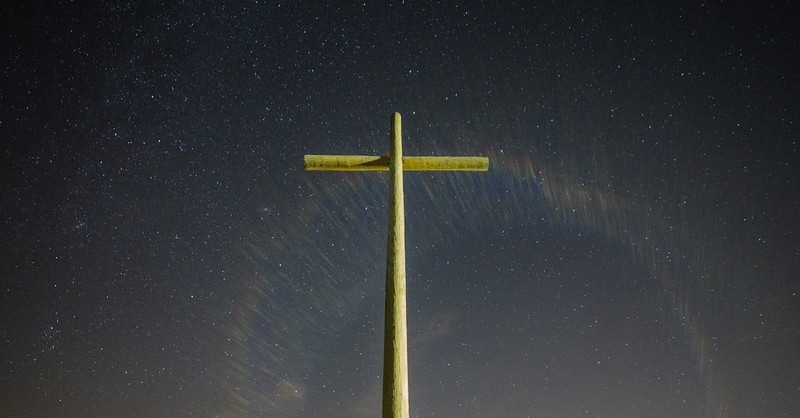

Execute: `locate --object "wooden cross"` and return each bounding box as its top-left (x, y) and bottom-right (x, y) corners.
top-left (304, 112), bottom-right (488, 418)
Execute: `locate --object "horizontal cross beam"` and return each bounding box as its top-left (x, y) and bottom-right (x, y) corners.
top-left (304, 155), bottom-right (489, 171)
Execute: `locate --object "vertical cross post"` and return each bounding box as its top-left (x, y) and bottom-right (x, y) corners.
top-left (383, 112), bottom-right (409, 418)
top-left (304, 112), bottom-right (488, 418)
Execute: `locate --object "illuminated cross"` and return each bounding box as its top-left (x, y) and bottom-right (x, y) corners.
top-left (304, 112), bottom-right (488, 418)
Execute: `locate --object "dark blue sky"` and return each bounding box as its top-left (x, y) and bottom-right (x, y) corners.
top-left (2, 1), bottom-right (798, 417)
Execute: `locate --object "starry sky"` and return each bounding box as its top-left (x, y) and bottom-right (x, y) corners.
top-left (2, 1), bottom-right (799, 417)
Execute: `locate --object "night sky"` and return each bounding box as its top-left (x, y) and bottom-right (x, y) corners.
top-left (2, 1), bottom-right (799, 417)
